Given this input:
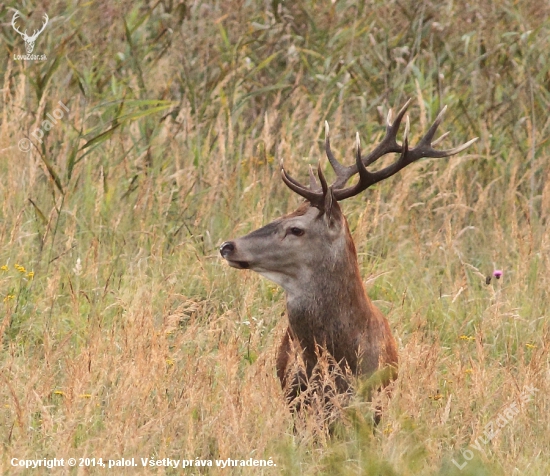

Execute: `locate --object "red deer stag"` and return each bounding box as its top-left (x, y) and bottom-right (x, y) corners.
top-left (220, 100), bottom-right (476, 413)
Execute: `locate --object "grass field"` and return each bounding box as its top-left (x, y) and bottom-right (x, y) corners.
top-left (1, 0), bottom-right (549, 474)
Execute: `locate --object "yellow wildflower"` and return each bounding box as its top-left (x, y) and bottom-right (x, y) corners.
top-left (0, 265), bottom-right (7, 271)
top-left (3, 294), bottom-right (15, 302)
top-left (27, 271), bottom-right (34, 279)
top-left (79, 394), bottom-right (92, 399)
top-left (525, 343), bottom-right (536, 349)
top-left (166, 359), bottom-right (175, 366)
top-left (464, 369), bottom-right (473, 374)
top-left (53, 390), bottom-right (65, 396)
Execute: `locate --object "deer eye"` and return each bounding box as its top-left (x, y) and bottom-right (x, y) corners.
top-left (290, 227), bottom-right (304, 236)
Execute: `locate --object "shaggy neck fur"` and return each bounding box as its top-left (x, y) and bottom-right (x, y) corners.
top-left (285, 220), bottom-right (391, 377)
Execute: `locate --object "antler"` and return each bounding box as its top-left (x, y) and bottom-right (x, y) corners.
top-left (281, 100), bottom-right (478, 204)
top-left (27, 13), bottom-right (49, 41)
top-left (11, 11), bottom-right (26, 37)
top-left (11, 11), bottom-right (48, 40)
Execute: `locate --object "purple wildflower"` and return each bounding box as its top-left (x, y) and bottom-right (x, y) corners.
top-left (493, 270), bottom-right (503, 279)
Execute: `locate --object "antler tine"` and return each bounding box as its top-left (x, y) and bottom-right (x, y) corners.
top-left (418, 105), bottom-right (447, 147)
top-left (278, 124), bottom-right (335, 205)
top-left (361, 98), bottom-right (411, 168)
top-left (317, 161), bottom-right (329, 195)
top-left (431, 137), bottom-right (479, 157)
top-left (325, 121), bottom-right (353, 190)
top-left (280, 162), bottom-right (330, 208)
top-left (308, 165), bottom-right (322, 191)
top-left (405, 106), bottom-right (478, 161)
top-left (333, 104), bottom-right (478, 201)
top-left (324, 121), bottom-right (350, 176)
top-left (28, 13), bottom-right (49, 40)
top-left (12, 11), bottom-right (24, 35)
top-left (280, 101), bottom-right (477, 206)
top-left (391, 99), bottom-right (412, 134)
top-left (334, 131), bottom-right (378, 200)
top-left (281, 167), bottom-right (323, 203)
top-left (282, 164), bottom-right (310, 188)
top-left (432, 131), bottom-right (450, 146)
top-left (354, 132), bottom-right (369, 184)
top-left (329, 100), bottom-right (412, 191)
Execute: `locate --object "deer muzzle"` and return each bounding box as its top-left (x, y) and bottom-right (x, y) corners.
top-left (219, 241), bottom-right (250, 269)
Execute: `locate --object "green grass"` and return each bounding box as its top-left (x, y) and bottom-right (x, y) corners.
top-left (1, 0), bottom-right (549, 474)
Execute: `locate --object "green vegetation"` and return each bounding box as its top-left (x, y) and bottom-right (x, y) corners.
top-left (0, 0), bottom-right (548, 473)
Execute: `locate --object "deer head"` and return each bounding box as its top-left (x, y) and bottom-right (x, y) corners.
top-left (220, 100), bottom-right (477, 299)
top-left (220, 100), bottom-right (477, 411)
top-left (12, 11), bottom-right (49, 54)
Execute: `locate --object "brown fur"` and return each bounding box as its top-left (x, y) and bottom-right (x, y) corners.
top-left (221, 200), bottom-right (398, 412)
top-left (275, 213), bottom-right (398, 403)
top-left (220, 104), bottom-right (475, 415)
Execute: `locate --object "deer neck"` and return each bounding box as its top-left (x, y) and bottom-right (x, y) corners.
top-left (285, 232), bottom-right (373, 363)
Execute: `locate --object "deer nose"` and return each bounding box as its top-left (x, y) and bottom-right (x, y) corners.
top-left (219, 241), bottom-right (235, 258)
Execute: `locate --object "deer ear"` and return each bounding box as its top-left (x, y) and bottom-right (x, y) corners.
top-left (323, 187), bottom-right (343, 228)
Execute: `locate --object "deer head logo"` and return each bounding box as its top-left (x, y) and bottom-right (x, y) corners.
top-left (12, 11), bottom-right (49, 54)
